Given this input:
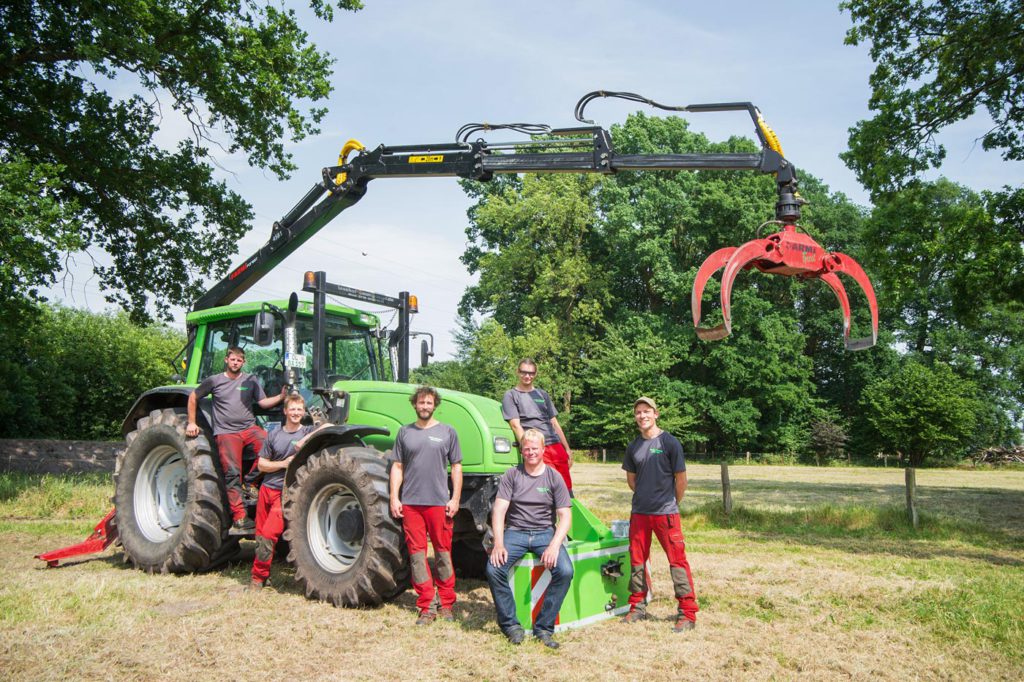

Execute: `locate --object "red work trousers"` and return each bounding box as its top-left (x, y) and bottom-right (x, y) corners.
top-left (402, 505), bottom-right (455, 612)
top-left (543, 442), bottom-right (573, 492)
top-left (215, 425), bottom-right (266, 521)
top-left (251, 486), bottom-right (284, 583)
top-left (628, 512), bottom-right (699, 621)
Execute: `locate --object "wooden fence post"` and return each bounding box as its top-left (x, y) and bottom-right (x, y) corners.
top-left (721, 461), bottom-right (732, 516)
top-left (602, 448), bottom-right (606, 463)
top-left (746, 451), bottom-right (750, 464)
top-left (905, 466), bottom-right (918, 529)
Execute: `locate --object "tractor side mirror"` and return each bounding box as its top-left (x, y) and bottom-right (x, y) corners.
top-left (254, 311), bottom-right (276, 346)
top-left (420, 339), bottom-right (431, 367)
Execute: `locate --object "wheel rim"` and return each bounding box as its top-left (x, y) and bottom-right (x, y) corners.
top-left (134, 444), bottom-right (187, 542)
top-left (307, 482), bottom-right (364, 573)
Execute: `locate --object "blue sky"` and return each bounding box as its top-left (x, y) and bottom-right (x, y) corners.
top-left (51, 1), bottom-right (1022, 363)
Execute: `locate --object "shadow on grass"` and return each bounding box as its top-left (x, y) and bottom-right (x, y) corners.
top-left (212, 549), bottom-right (501, 630)
top-left (682, 477), bottom-right (1024, 540)
top-left (684, 500), bottom-right (1024, 566)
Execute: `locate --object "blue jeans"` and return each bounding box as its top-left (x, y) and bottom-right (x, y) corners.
top-left (485, 527), bottom-right (574, 636)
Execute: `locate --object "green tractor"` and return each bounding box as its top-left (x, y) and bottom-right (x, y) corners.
top-left (114, 271), bottom-right (517, 605)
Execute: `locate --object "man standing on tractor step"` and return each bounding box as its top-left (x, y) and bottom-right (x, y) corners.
top-left (502, 358), bottom-right (573, 492)
top-left (250, 393), bottom-right (322, 590)
top-left (186, 346), bottom-right (286, 535)
top-left (621, 397), bottom-right (699, 632)
top-left (389, 385), bottom-right (463, 625)
top-left (486, 428), bottom-right (573, 649)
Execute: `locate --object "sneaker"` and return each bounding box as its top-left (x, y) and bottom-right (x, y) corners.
top-left (536, 632), bottom-right (560, 649)
top-left (229, 518), bottom-right (255, 536)
top-left (673, 615), bottom-right (696, 633)
top-left (248, 580), bottom-right (264, 592)
top-left (504, 628), bottom-right (526, 645)
top-left (438, 607), bottom-right (455, 622)
top-left (621, 608), bottom-right (647, 624)
top-left (415, 610), bottom-right (436, 626)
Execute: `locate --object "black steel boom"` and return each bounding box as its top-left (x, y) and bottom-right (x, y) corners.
top-left (192, 91), bottom-right (798, 312)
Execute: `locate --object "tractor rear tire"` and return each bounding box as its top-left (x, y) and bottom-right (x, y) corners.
top-left (114, 408), bottom-right (234, 573)
top-left (284, 446), bottom-right (409, 606)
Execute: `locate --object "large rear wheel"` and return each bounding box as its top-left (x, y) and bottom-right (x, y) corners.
top-left (114, 408), bottom-right (236, 572)
top-left (284, 446), bottom-right (409, 606)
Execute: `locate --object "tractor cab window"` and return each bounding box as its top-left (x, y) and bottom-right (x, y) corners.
top-left (292, 314), bottom-right (378, 386)
top-left (197, 319), bottom-right (283, 397)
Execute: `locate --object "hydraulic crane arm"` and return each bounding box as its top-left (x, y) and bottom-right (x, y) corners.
top-left (193, 91), bottom-right (800, 312)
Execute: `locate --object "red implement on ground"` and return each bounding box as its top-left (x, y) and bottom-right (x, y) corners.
top-left (692, 222), bottom-right (878, 350)
top-left (34, 508), bottom-right (118, 567)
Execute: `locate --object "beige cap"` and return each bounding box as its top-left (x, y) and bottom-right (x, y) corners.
top-left (634, 396), bottom-right (658, 410)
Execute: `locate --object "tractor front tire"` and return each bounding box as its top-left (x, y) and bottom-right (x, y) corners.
top-left (284, 446), bottom-right (409, 606)
top-left (114, 408), bottom-right (235, 573)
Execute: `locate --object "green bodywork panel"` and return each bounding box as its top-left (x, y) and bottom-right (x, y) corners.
top-left (337, 380), bottom-right (519, 475)
top-left (508, 511), bottom-right (634, 632)
top-left (185, 299), bottom-right (378, 327)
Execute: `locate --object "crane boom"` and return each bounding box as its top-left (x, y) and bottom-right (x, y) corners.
top-left (193, 92), bottom-right (799, 312)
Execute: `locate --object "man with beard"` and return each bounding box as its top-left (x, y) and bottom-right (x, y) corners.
top-left (389, 385), bottom-right (464, 624)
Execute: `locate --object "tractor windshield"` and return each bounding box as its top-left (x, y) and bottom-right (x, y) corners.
top-left (197, 313), bottom-right (378, 400)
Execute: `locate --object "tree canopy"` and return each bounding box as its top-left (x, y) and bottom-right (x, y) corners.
top-left (1, 0), bottom-right (362, 321)
top-left (841, 0), bottom-right (1024, 196)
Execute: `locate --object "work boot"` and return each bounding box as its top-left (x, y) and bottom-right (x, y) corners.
top-left (248, 579), bottom-right (264, 592)
top-left (438, 607), bottom-right (455, 622)
top-left (415, 609), bottom-right (436, 626)
top-left (673, 614), bottom-right (696, 633)
top-left (229, 518), bottom-right (255, 536)
top-left (621, 608), bottom-right (647, 624)
top-left (504, 627), bottom-right (526, 645)
top-left (535, 632), bottom-right (560, 649)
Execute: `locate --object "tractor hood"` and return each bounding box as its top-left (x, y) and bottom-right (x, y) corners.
top-left (335, 381), bottom-right (519, 473)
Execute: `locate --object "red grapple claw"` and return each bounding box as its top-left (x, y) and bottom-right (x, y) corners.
top-left (691, 224), bottom-right (878, 350)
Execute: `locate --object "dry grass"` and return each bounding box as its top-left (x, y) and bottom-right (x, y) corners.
top-left (2, 464), bottom-right (1023, 681)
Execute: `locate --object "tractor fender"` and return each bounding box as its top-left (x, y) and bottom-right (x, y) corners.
top-left (283, 424), bottom-right (391, 489)
top-left (120, 387), bottom-right (212, 437)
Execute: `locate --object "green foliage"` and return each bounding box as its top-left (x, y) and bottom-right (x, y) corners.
top-left (860, 359), bottom-right (981, 466)
top-left (0, 0), bottom-right (362, 321)
top-left (808, 418), bottom-right (849, 466)
top-left (0, 303), bottom-right (185, 439)
top-left (860, 180), bottom-right (1023, 446)
top-left (457, 114), bottom-right (839, 453)
top-left (842, 0), bottom-right (1024, 196)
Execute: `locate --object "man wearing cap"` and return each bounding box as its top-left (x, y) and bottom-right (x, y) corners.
top-left (501, 358), bottom-right (573, 491)
top-left (620, 396), bottom-right (699, 632)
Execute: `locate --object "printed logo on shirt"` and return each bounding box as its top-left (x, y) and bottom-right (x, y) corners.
top-left (650, 448), bottom-right (664, 454)
top-left (533, 398), bottom-right (545, 404)
top-left (238, 386), bottom-right (250, 391)
top-left (428, 436), bottom-right (444, 443)
top-left (536, 486), bottom-right (551, 493)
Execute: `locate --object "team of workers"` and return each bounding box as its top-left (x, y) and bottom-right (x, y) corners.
top-left (189, 351), bottom-right (699, 647)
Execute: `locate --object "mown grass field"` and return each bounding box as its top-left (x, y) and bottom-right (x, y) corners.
top-left (2, 463), bottom-right (1022, 681)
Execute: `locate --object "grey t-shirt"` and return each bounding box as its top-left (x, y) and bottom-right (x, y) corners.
top-left (501, 388), bottom-right (559, 445)
top-left (389, 423), bottom-right (462, 506)
top-left (261, 424), bottom-right (313, 491)
top-left (496, 464), bottom-right (572, 530)
top-left (193, 372), bottom-right (266, 436)
top-left (622, 431), bottom-right (687, 515)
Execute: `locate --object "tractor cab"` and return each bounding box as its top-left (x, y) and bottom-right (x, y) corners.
top-left (184, 299), bottom-right (383, 412)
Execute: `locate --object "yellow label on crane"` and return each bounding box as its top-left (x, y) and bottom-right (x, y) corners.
top-left (408, 155), bottom-right (444, 163)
